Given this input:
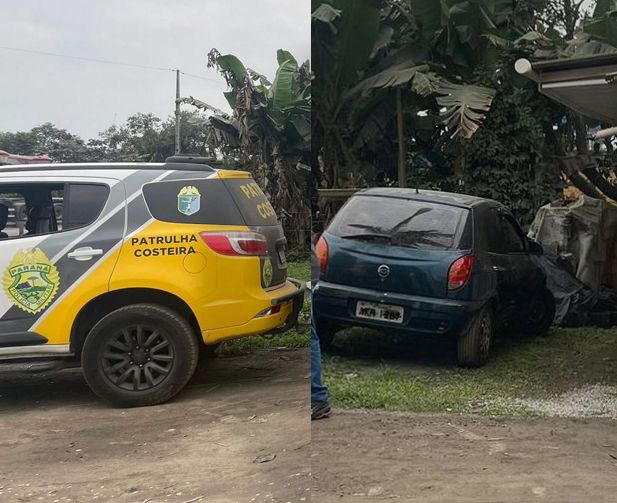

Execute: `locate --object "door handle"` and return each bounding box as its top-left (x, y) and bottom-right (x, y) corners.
top-left (68, 247), bottom-right (104, 261)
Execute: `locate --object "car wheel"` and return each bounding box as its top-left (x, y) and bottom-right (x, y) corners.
top-left (518, 287), bottom-right (556, 336)
top-left (315, 316), bottom-right (338, 349)
top-left (457, 305), bottom-right (494, 368)
top-left (81, 304), bottom-right (199, 407)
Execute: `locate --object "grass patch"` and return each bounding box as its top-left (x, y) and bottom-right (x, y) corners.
top-left (219, 329), bottom-right (309, 357)
top-left (323, 326), bottom-right (617, 416)
top-left (287, 259), bottom-right (310, 283)
top-left (219, 259), bottom-right (311, 356)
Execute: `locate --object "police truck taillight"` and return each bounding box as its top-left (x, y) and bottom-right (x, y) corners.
top-left (200, 231), bottom-right (268, 256)
top-left (315, 235), bottom-right (329, 276)
top-left (448, 255), bottom-right (474, 291)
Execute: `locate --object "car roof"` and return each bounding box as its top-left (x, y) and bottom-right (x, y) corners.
top-left (357, 187), bottom-right (499, 209)
top-left (0, 161), bottom-right (216, 174)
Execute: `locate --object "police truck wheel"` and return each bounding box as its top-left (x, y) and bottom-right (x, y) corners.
top-left (81, 304), bottom-right (199, 407)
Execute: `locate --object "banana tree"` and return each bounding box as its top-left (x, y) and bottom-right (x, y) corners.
top-left (312, 0), bottom-right (512, 190)
top-left (312, 0), bottom-right (382, 188)
top-left (184, 49), bottom-right (311, 253)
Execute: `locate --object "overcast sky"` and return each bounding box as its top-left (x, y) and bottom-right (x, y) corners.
top-left (0, 0), bottom-right (310, 140)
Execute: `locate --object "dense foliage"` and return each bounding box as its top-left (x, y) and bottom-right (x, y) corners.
top-left (312, 0), bottom-right (617, 227)
top-left (183, 49), bottom-right (312, 252)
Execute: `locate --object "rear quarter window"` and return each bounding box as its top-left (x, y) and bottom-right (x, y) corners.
top-left (63, 183), bottom-right (110, 230)
top-left (143, 178), bottom-right (245, 225)
top-left (223, 179), bottom-right (280, 226)
top-left (328, 195), bottom-right (470, 250)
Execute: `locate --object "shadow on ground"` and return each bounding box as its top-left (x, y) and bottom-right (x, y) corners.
top-left (324, 326), bottom-right (542, 370)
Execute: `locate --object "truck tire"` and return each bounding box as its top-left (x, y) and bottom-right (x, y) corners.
top-left (81, 304), bottom-right (199, 407)
top-left (457, 305), bottom-right (494, 368)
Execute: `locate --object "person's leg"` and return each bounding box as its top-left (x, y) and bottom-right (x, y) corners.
top-left (311, 313), bottom-right (331, 419)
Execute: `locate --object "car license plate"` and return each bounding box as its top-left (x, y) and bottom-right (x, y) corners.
top-left (355, 301), bottom-right (404, 324)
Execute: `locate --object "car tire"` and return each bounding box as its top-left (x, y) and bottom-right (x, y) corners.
top-left (81, 303), bottom-right (199, 407)
top-left (315, 316), bottom-right (337, 349)
top-left (457, 305), bottom-right (494, 368)
top-left (517, 287), bottom-right (556, 336)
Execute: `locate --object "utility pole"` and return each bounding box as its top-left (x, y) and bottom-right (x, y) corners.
top-left (175, 69), bottom-right (181, 154)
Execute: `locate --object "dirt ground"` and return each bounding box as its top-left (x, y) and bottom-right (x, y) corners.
top-left (312, 409), bottom-right (617, 503)
top-left (0, 348), bottom-right (310, 503)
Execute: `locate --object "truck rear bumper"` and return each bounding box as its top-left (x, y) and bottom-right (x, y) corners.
top-left (203, 278), bottom-right (306, 343)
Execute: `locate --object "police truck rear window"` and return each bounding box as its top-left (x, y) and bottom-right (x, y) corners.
top-left (223, 179), bottom-right (279, 226)
top-left (143, 177), bottom-right (279, 227)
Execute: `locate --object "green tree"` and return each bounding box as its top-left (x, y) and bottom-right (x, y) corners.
top-left (313, 0), bottom-right (617, 225)
top-left (183, 48), bottom-right (312, 253)
top-left (0, 123), bottom-right (92, 162)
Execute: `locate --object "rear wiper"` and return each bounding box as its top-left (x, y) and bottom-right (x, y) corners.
top-left (340, 232), bottom-right (392, 241)
top-left (348, 223), bottom-right (386, 233)
top-left (347, 209), bottom-right (433, 235)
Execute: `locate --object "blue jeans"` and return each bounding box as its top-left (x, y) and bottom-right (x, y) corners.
top-left (311, 311), bottom-right (329, 406)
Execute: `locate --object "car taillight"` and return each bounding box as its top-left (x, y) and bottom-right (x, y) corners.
top-left (200, 231), bottom-right (268, 256)
top-left (315, 235), bottom-right (329, 275)
top-left (448, 255), bottom-right (474, 291)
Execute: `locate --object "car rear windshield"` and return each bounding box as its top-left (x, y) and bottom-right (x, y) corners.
top-left (328, 195), bottom-right (471, 250)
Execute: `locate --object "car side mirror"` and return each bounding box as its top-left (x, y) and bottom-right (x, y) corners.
top-left (527, 239), bottom-right (543, 255)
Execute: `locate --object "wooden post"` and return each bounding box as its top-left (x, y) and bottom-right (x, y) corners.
top-left (397, 88), bottom-right (406, 188)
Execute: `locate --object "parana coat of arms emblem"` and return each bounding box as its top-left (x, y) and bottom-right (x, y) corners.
top-left (177, 186), bottom-right (201, 216)
top-left (2, 248), bottom-right (60, 314)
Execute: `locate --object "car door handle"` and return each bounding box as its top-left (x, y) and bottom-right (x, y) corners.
top-left (68, 247), bottom-right (104, 261)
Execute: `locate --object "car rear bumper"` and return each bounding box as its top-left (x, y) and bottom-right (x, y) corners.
top-left (313, 281), bottom-right (484, 336)
top-left (203, 278), bottom-right (306, 343)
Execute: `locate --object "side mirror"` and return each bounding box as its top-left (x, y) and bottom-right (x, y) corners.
top-left (527, 239), bottom-right (544, 255)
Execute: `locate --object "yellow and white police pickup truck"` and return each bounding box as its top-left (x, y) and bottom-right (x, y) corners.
top-left (0, 156), bottom-right (304, 406)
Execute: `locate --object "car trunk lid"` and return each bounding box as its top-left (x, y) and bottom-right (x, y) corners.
top-left (324, 234), bottom-right (469, 297)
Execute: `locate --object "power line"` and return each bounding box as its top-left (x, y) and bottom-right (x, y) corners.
top-left (0, 45), bottom-right (226, 151)
top-left (0, 45), bottom-right (222, 84)
top-left (180, 71), bottom-right (221, 84)
top-left (0, 45), bottom-right (176, 72)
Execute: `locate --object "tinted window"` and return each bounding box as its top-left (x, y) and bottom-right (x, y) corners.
top-left (501, 216), bottom-right (526, 253)
top-left (485, 208), bottom-right (503, 253)
top-left (63, 184), bottom-right (109, 230)
top-left (328, 195), bottom-right (470, 250)
top-left (143, 178), bottom-right (245, 225)
top-left (223, 179), bottom-right (280, 226)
